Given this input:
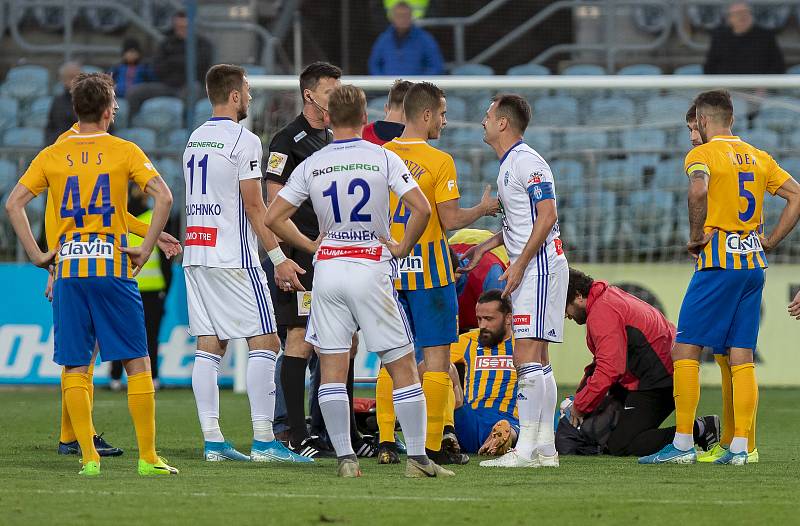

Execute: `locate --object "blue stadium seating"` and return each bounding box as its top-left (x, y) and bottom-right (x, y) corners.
top-left (155, 157), bottom-right (183, 187)
top-left (116, 128), bottom-right (157, 152)
top-left (632, 5), bottom-right (671, 34)
top-left (673, 64), bottom-right (703, 75)
top-left (445, 96), bottom-right (468, 122)
top-left (506, 64), bottom-right (550, 76)
top-left (752, 5), bottom-right (791, 30)
top-left (133, 96), bottom-right (184, 133)
top-left (625, 154), bottom-right (661, 187)
top-left (652, 157), bottom-right (685, 194)
top-left (242, 64), bottom-right (268, 77)
top-left (627, 189), bottom-right (675, 248)
top-left (450, 64), bottom-right (494, 76)
top-left (786, 129), bottom-right (800, 150)
top-left (164, 128), bottom-right (190, 150)
top-left (367, 97), bottom-right (386, 117)
top-left (0, 159), bottom-right (17, 195)
top-left (445, 126), bottom-right (485, 149)
top-left (523, 129), bottom-right (552, 154)
top-left (643, 96), bottom-right (692, 125)
top-left (2, 127), bottom-right (44, 148)
top-left (0, 97), bottom-right (19, 133)
top-left (788, 64), bottom-right (800, 75)
top-left (618, 64), bottom-right (663, 76)
top-left (752, 97), bottom-right (800, 133)
top-left (562, 64), bottom-right (605, 75)
top-left (563, 130), bottom-right (608, 151)
top-left (597, 159), bottom-right (633, 191)
top-left (780, 157), bottom-right (800, 179)
top-left (589, 96), bottom-right (635, 126)
top-left (193, 99), bottom-right (213, 129)
top-left (0, 65), bottom-right (49, 102)
top-left (532, 95), bottom-right (579, 126)
top-left (454, 159), bottom-right (473, 179)
top-left (550, 159), bottom-right (584, 191)
top-left (25, 96), bottom-right (53, 129)
top-left (621, 128), bottom-right (667, 150)
top-left (115, 98), bottom-right (130, 129)
top-left (83, 6), bottom-right (129, 33)
top-left (687, 5), bottom-right (723, 30)
top-left (741, 128), bottom-right (781, 151)
top-left (563, 190), bottom-right (617, 249)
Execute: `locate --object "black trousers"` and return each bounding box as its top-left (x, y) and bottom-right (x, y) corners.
top-left (111, 291), bottom-right (165, 380)
top-left (606, 387), bottom-right (676, 456)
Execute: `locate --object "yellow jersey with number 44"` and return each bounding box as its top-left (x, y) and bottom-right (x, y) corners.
top-left (385, 138), bottom-right (459, 290)
top-left (19, 131), bottom-right (159, 280)
top-left (684, 135), bottom-right (790, 270)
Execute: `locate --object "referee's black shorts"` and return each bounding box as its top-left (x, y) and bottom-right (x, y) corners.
top-left (271, 242), bottom-right (315, 329)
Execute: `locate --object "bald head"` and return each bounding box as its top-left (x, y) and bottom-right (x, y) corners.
top-left (60, 62), bottom-right (82, 89)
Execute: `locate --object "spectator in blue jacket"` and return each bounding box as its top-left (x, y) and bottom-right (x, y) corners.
top-left (109, 38), bottom-right (156, 99)
top-left (368, 1), bottom-right (444, 76)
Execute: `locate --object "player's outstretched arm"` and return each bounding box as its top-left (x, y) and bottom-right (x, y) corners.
top-left (761, 176), bottom-right (800, 251)
top-left (5, 184), bottom-right (55, 268)
top-left (437, 185), bottom-right (500, 231)
top-left (265, 196), bottom-right (317, 256)
top-left (265, 180), bottom-right (307, 291)
top-left (121, 176), bottom-right (173, 274)
top-left (458, 231), bottom-right (504, 274)
top-left (499, 198), bottom-right (556, 298)
top-left (382, 187), bottom-right (431, 259)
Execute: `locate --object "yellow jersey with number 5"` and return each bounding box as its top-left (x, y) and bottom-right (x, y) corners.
top-left (19, 130), bottom-right (159, 279)
top-left (684, 135), bottom-right (790, 270)
top-left (384, 138), bottom-right (459, 290)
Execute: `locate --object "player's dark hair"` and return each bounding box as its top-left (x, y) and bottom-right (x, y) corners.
top-left (491, 93), bottom-right (531, 134)
top-left (477, 289), bottom-right (512, 315)
top-left (694, 89), bottom-right (733, 126)
top-left (388, 79), bottom-right (414, 109)
top-left (328, 84), bottom-right (366, 128)
top-left (686, 103), bottom-right (697, 124)
top-left (205, 64), bottom-right (246, 106)
top-left (299, 61), bottom-right (342, 96)
top-left (403, 81), bottom-right (445, 121)
top-left (70, 72), bottom-right (115, 123)
top-left (567, 267), bottom-right (595, 305)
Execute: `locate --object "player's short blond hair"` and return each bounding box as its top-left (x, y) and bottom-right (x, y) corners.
top-left (328, 84), bottom-right (366, 128)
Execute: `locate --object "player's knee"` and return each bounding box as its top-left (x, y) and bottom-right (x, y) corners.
top-left (248, 333), bottom-right (280, 352)
top-left (284, 328), bottom-right (312, 357)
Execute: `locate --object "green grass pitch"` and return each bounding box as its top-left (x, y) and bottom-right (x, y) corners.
top-left (1, 387), bottom-right (799, 525)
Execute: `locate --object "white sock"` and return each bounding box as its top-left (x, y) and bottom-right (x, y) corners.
top-left (515, 363), bottom-right (545, 460)
top-left (192, 351), bottom-right (224, 443)
top-left (729, 436), bottom-right (748, 454)
top-left (318, 383), bottom-right (354, 457)
top-left (247, 350), bottom-right (277, 443)
top-left (673, 432), bottom-right (694, 451)
top-left (393, 383), bottom-right (427, 458)
top-left (537, 364), bottom-right (557, 457)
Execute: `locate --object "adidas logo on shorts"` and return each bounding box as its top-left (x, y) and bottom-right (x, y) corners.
top-left (547, 329), bottom-right (557, 338)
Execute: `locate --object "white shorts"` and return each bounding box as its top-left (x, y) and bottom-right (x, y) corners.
top-left (510, 264), bottom-right (568, 342)
top-left (305, 259), bottom-right (413, 364)
top-left (184, 265), bottom-right (276, 340)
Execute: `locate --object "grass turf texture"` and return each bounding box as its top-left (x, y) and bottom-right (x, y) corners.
top-left (1, 387), bottom-right (799, 525)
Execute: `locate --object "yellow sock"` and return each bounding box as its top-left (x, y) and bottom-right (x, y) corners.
top-left (673, 359), bottom-right (700, 436)
top-left (422, 371), bottom-right (450, 451)
top-left (731, 363), bottom-right (757, 447)
top-left (127, 371), bottom-right (158, 464)
top-left (749, 388), bottom-right (758, 452)
top-left (59, 368), bottom-right (76, 443)
top-left (715, 354), bottom-right (734, 446)
top-left (87, 359), bottom-right (97, 436)
top-left (375, 367), bottom-right (396, 443)
top-left (444, 377), bottom-right (455, 429)
top-left (63, 373), bottom-right (99, 463)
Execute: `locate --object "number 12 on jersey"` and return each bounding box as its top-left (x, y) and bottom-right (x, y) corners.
top-left (322, 178), bottom-right (372, 223)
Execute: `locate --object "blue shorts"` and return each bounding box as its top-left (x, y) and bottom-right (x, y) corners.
top-left (676, 268), bottom-right (764, 350)
top-left (397, 283), bottom-right (458, 360)
top-left (53, 277), bottom-right (148, 366)
top-left (454, 403), bottom-right (519, 454)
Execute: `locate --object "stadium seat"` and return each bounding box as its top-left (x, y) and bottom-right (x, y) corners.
top-left (0, 159), bottom-right (17, 196)
top-left (242, 64), bottom-right (267, 77)
top-left (523, 129), bottom-right (552, 154)
top-left (563, 130), bottom-right (608, 151)
top-left (155, 157), bottom-right (185, 215)
top-left (741, 128), bottom-right (781, 151)
top-left (114, 98), bottom-right (130, 129)
top-left (0, 65), bottom-right (49, 102)
top-left (450, 64), bottom-right (494, 76)
top-left (446, 126), bottom-right (484, 149)
top-left (596, 158), bottom-right (633, 191)
top-left (589, 96), bottom-right (635, 126)
top-left (550, 159), bottom-right (584, 191)
top-left (193, 99), bottom-right (213, 129)
top-left (673, 64), bottom-right (703, 75)
top-left (24, 96), bottom-right (52, 129)
top-left (787, 64), bottom-right (800, 75)
top-left (652, 156), bottom-right (685, 194)
top-left (454, 158), bottom-right (474, 179)
top-left (626, 189), bottom-right (675, 249)
top-left (116, 128), bottom-right (157, 152)
top-left (445, 96), bottom-right (468, 122)
top-left (563, 190), bottom-right (617, 250)
top-left (632, 5), bottom-right (671, 34)
top-left (617, 64), bottom-right (663, 76)
top-left (367, 97), bottom-right (386, 118)
top-left (531, 95), bottom-right (579, 126)
top-left (687, 5), bottom-right (723, 30)
top-left (83, 6), bottom-right (129, 33)
top-left (2, 127), bottom-right (44, 148)
top-left (752, 97), bottom-right (800, 133)
top-left (30, 5), bottom-right (65, 32)
top-left (562, 64), bottom-right (606, 75)
top-left (480, 160), bottom-right (499, 180)
top-left (752, 5), bottom-right (791, 30)
top-left (133, 96), bottom-right (184, 133)
top-left (506, 63), bottom-right (550, 76)
top-left (786, 129), bottom-right (800, 150)
top-left (779, 157), bottom-right (800, 180)
top-left (164, 128), bottom-right (189, 150)
top-left (625, 154), bottom-right (661, 189)
top-left (643, 96), bottom-right (693, 126)
top-left (621, 128), bottom-right (667, 151)
top-left (0, 97), bottom-right (19, 133)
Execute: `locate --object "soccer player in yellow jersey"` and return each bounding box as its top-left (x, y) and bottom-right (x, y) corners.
top-left (5, 73), bottom-right (178, 476)
top-left (640, 90), bottom-right (800, 465)
top-left (48, 122), bottom-right (182, 458)
top-left (684, 105), bottom-right (759, 464)
top-left (377, 82), bottom-right (499, 465)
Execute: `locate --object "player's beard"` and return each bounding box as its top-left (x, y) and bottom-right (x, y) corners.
top-left (570, 306), bottom-right (588, 325)
top-left (237, 100), bottom-right (248, 122)
top-left (478, 326), bottom-right (505, 348)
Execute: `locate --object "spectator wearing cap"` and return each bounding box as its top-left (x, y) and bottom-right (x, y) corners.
top-left (368, 1), bottom-right (444, 76)
top-left (704, 2), bottom-right (785, 74)
top-left (109, 38), bottom-right (156, 99)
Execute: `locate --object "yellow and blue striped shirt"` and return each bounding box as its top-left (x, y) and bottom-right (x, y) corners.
top-left (451, 329), bottom-right (517, 416)
top-left (385, 138), bottom-right (459, 290)
top-left (684, 135), bottom-right (790, 270)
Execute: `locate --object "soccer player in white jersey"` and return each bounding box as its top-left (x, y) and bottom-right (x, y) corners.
top-left (462, 94), bottom-right (568, 468)
top-left (266, 84), bottom-right (454, 478)
top-left (183, 64), bottom-right (308, 463)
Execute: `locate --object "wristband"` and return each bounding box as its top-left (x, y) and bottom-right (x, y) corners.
top-left (268, 247), bottom-right (287, 266)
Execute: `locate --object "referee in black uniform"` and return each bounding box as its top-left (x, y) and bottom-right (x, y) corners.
top-left (263, 62), bottom-right (369, 458)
